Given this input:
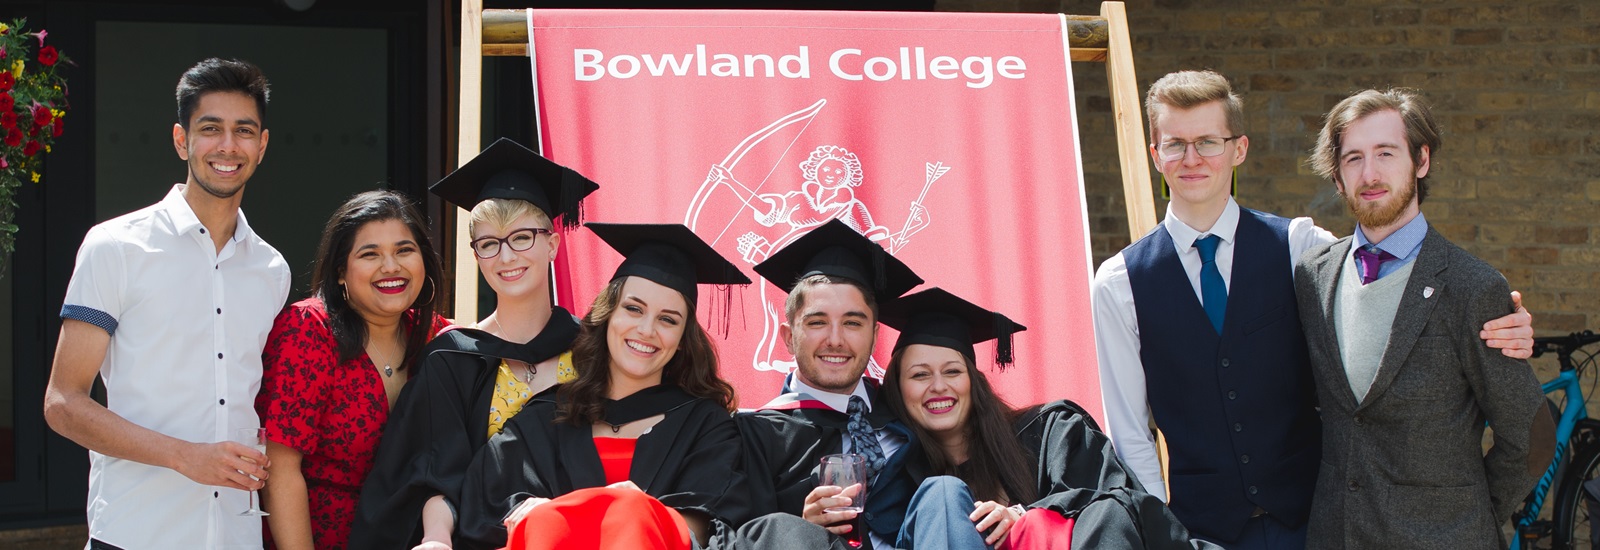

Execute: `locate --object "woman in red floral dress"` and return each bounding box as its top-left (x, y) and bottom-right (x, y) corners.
top-left (256, 191), bottom-right (447, 549)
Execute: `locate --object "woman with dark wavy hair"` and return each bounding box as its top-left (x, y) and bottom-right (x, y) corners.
top-left (454, 223), bottom-right (751, 550)
top-left (880, 288), bottom-right (1214, 550)
top-left (256, 190), bottom-right (447, 549)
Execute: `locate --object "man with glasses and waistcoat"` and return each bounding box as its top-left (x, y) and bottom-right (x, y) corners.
top-left (1091, 70), bottom-right (1534, 549)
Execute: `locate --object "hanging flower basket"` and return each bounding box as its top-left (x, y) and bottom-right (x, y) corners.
top-left (0, 18), bottom-right (70, 275)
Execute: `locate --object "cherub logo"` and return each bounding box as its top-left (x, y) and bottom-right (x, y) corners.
top-left (685, 100), bottom-right (950, 374)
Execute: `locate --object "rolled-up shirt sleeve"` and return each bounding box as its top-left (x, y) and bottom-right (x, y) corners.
top-left (61, 226), bottom-right (127, 336)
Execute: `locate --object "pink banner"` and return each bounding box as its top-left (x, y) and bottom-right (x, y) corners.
top-left (529, 9), bottom-right (1098, 415)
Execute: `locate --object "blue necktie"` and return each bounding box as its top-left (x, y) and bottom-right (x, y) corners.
top-left (847, 396), bottom-right (885, 482)
top-left (1195, 235), bottom-right (1226, 334)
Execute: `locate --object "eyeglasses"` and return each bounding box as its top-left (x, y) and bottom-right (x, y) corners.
top-left (1156, 135), bottom-right (1242, 161)
top-left (470, 227), bottom-right (552, 259)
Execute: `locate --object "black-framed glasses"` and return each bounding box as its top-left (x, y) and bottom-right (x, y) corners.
top-left (470, 227), bottom-right (552, 259)
top-left (1156, 135), bottom-right (1242, 161)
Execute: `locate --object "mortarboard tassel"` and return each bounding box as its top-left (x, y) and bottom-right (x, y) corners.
top-left (994, 311), bottom-right (1016, 370)
top-left (558, 170), bottom-right (585, 230)
top-left (710, 283), bottom-right (735, 339)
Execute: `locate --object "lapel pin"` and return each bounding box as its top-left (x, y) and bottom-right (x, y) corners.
top-left (1423, 286), bottom-right (1435, 298)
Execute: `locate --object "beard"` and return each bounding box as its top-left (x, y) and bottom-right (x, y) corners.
top-left (1341, 177), bottom-right (1417, 229)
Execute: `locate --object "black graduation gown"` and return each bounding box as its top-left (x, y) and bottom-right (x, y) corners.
top-left (349, 309), bottom-right (579, 549)
top-left (454, 385), bottom-right (750, 550)
top-left (734, 389), bottom-right (918, 549)
top-left (1013, 400), bottom-right (1218, 550)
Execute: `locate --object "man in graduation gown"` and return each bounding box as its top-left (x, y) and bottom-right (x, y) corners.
top-left (716, 219), bottom-right (940, 549)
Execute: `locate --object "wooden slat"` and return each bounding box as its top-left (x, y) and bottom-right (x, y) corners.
top-left (1071, 48), bottom-right (1108, 62)
top-left (454, 0), bottom-right (486, 322)
top-left (481, 8), bottom-right (1112, 55)
top-left (1101, 1), bottom-right (1156, 241)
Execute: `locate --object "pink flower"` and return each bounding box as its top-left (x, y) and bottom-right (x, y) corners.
top-left (33, 29), bottom-right (47, 47)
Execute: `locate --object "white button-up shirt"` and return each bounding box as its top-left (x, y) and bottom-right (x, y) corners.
top-left (61, 185), bottom-right (290, 549)
top-left (1091, 198), bottom-right (1333, 501)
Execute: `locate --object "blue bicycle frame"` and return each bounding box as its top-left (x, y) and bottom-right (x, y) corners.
top-left (1511, 366), bottom-right (1591, 549)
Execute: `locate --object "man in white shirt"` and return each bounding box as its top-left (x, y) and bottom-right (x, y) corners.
top-left (44, 58), bottom-right (290, 550)
top-left (1091, 70), bottom-right (1532, 550)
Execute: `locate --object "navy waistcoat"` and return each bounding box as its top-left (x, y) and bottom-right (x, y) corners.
top-left (1123, 208), bottom-right (1320, 543)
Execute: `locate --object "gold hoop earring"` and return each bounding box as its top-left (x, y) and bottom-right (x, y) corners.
top-left (421, 276), bottom-right (437, 305)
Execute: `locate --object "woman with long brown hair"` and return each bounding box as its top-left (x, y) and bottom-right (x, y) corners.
top-left (880, 288), bottom-right (1212, 550)
top-left (454, 223), bottom-right (751, 550)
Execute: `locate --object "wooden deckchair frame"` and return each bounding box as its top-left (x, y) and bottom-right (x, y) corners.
top-left (451, 0), bottom-right (1166, 493)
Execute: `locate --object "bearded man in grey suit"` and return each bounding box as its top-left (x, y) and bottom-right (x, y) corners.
top-left (1293, 88), bottom-right (1554, 549)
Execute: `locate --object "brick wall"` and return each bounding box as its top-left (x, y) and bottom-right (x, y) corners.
top-left (942, 0), bottom-right (1600, 381)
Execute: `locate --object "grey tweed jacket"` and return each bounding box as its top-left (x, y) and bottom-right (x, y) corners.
top-left (1294, 226), bottom-right (1551, 550)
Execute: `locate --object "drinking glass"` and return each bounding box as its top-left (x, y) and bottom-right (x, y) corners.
top-left (820, 453), bottom-right (867, 547)
top-left (235, 427), bottom-right (270, 517)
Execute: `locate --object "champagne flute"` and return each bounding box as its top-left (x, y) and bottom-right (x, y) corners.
top-left (820, 454), bottom-right (867, 547)
top-left (235, 427), bottom-right (270, 517)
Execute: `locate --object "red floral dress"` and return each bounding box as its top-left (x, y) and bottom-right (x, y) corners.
top-left (256, 297), bottom-right (445, 549)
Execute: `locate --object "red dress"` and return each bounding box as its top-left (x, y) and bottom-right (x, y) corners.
top-left (256, 297), bottom-right (445, 549)
top-left (502, 438), bottom-right (689, 550)
top-left (593, 437), bottom-right (637, 486)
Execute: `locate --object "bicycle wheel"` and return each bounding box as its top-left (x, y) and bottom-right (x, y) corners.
top-left (1554, 443), bottom-right (1600, 548)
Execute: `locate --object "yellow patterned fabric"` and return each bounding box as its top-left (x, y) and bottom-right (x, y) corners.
top-left (555, 350), bottom-right (576, 383)
top-left (487, 350), bottom-right (577, 437)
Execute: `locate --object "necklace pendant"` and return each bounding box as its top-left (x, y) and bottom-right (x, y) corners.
top-left (610, 423), bottom-right (622, 434)
top-left (383, 365), bottom-right (394, 377)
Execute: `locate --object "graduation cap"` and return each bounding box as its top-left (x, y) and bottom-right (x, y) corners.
top-left (880, 287), bottom-right (1026, 370)
top-left (429, 137), bottom-right (599, 229)
top-left (751, 219), bottom-right (923, 300)
top-left (586, 223), bottom-right (751, 305)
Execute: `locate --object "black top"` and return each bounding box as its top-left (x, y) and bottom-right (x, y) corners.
top-left (751, 219), bottom-right (922, 299)
top-left (349, 309), bottom-right (580, 549)
top-left (1005, 400), bottom-right (1213, 549)
top-left (429, 137), bottom-right (599, 228)
top-left (454, 385), bottom-right (749, 550)
top-left (586, 222), bottom-right (751, 304)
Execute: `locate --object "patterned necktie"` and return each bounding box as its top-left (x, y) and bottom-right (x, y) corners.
top-left (847, 396), bottom-right (885, 482)
top-left (1355, 245), bottom-right (1398, 285)
top-left (1194, 235), bottom-right (1226, 334)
